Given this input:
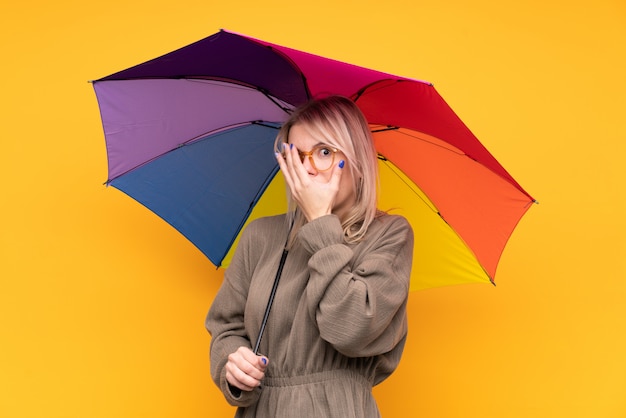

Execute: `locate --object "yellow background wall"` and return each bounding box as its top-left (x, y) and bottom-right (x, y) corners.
top-left (1, 1), bottom-right (625, 417)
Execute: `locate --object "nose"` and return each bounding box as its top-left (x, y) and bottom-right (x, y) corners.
top-left (301, 155), bottom-right (317, 175)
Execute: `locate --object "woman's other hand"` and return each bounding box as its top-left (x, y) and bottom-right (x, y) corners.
top-left (224, 346), bottom-right (268, 392)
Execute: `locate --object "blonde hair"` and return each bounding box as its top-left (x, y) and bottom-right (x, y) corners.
top-left (274, 95), bottom-right (380, 246)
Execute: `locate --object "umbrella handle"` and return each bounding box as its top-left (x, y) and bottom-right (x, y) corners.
top-left (253, 248), bottom-right (289, 355)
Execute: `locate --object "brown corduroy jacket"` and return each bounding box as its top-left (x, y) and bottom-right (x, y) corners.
top-left (207, 213), bottom-right (413, 417)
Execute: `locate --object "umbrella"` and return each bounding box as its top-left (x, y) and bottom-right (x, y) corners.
top-left (91, 29), bottom-right (535, 293)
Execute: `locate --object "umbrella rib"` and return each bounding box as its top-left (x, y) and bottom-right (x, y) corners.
top-left (391, 129), bottom-right (467, 155)
top-left (377, 156), bottom-right (441, 216)
top-left (353, 79), bottom-right (432, 102)
top-left (217, 164), bottom-right (282, 266)
top-left (184, 121), bottom-right (281, 146)
top-left (260, 45), bottom-right (312, 101)
top-left (389, 129), bottom-right (538, 201)
top-left (257, 90), bottom-right (295, 114)
top-left (378, 156), bottom-right (496, 285)
top-left (371, 125), bottom-right (399, 133)
top-left (106, 121), bottom-right (281, 184)
top-left (187, 77), bottom-right (296, 113)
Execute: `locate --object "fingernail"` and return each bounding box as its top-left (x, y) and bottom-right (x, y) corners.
top-left (339, 160), bottom-right (345, 169)
top-left (290, 143), bottom-right (293, 150)
top-left (261, 357), bottom-right (267, 365)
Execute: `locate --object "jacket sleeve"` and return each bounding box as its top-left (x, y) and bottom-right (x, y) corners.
top-left (205, 223), bottom-right (261, 407)
top-left (298, 214), bottom-right (413, 358)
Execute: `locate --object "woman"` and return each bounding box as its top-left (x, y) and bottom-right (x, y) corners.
top-left (206, 95), bottom-right (413, 417)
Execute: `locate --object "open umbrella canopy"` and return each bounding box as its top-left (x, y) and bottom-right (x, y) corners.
top-left (92, 29), bottom-right (535, 290)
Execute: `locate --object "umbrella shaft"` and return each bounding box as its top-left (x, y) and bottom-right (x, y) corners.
top-left (253, 248), bottom-right (289, 355)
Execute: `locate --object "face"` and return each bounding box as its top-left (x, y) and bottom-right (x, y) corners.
top-left (288, 124), bottom-right (356, 220)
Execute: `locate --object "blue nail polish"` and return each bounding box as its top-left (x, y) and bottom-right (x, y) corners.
top-left (290, 143), bottom-right (293, 150)
top-left (261, 357), bottom-right (267, 365)
top-left (339, 160), bottom-right (345, 169)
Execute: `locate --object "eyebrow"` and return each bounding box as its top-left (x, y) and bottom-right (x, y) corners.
top-left (291, 142), bottom-right (331, 151)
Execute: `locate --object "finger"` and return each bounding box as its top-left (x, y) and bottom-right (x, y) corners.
top-left (276, 148), bottom-right (295, 191)
top-left (275, 149), bottom-right (289, 179)
top-left (237, 347), bottom-right (269, 375)
top-left (225, 357), bottom-right (259, 392)
top-left (283, 143), bottom-right (296, 170)
top-left (284, 143), bottom-right (302, 177)
top-left (279, 144), bottom-right (308, 197)
top-left (330, 159), bottom-right (345, 185)
top-left (258, 355), bottom-right (269, 371)
top-left (285, 143), bottom-right (308, 183)
top-left (294, 145), bottom-right (314, 179)
top-left (225, 368), bottom-right (258, 392)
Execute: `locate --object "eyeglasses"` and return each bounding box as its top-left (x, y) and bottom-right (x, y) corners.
top-left (296, 145), bottom-right (339, 172)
